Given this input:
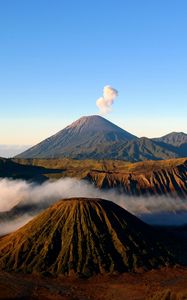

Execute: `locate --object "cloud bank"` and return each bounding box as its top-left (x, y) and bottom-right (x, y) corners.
top-left (96, 85), bottom-right (118, 115)
top-left (0, 177), bottom-right (187, 235)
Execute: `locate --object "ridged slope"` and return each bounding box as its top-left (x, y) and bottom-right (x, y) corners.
top-left (0, 198), bottom-right (173, 276)
top-left (9, 157), bottom-right (187, 197)
top-left (85, 159), bottom-right (187, 197)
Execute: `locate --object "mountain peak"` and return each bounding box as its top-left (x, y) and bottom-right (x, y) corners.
top-left (0, 197), bottom-right (173, 275)
top-left (66, 115), bottom-right (126, 133)
top-left (16, 115), bottom-right (137, 159)
top-left (16, 115), bottom-right (186, 160)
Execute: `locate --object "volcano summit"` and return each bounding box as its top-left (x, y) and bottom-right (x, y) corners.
top-left (17, 115), bottom-right (187, 160)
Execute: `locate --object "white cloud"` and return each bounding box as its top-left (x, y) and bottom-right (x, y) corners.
top-left (1, 178), bottom-right (187, 235)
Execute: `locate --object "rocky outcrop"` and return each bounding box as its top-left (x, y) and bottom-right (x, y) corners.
top-left (84, 160), bottom-right (187, 197)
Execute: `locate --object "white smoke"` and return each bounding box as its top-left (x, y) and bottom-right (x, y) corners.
top-left (0, 177), bottom-right (187, 235)
top-left (96, 85), bottom-right (118, 115)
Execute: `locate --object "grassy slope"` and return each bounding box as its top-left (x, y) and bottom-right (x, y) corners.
top-left (13, 157), bottom-right (187, 173)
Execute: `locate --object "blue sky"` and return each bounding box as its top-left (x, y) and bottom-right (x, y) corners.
top-left (0, 0), bottom-right (187, 145)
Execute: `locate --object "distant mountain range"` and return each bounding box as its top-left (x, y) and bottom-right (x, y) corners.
top-left (16, 115), bottom-right (187, 161)
top-left (153, 132), bottom-right (187, 146)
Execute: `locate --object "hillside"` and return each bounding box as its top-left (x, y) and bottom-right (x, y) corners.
top-left (84, 159), bottom-right (187, 197)
top-left (0, 198), bottom-right (173, 275)
top-left (0, 157), bottom-right (62, 182)
top-left (16, 115), bottom-right (137, 160)
top-left (12, 157), bottom-right (187, 197)
top-left (1, 156), bottom-right (187, 197)
top-left (153, 132), bottom-right (187, 147)
top-left (16, 115), bottom-right (187, 161)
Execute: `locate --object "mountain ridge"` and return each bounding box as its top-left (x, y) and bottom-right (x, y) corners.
top-left (153, 132), bottom-right (187, 147)
top-left (16, 115), bottom-right (187, 161)
top-left (10, 157), bottom-right (187, 198)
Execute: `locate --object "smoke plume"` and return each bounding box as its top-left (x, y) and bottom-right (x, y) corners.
top-left (96, 85), bottom-right (118, 115)
top-left (0, 177), bottom-right (187, 235)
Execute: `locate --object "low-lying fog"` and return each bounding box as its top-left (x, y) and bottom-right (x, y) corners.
top-left (0, 177), bottom-right (187, 236)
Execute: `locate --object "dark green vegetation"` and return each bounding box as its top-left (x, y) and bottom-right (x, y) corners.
top-left (16, 115), bottom-right (187, 161)
top-left (0, 198), bottom-right (173, 276)
top-left (1, 156), bottom-right (187, 197)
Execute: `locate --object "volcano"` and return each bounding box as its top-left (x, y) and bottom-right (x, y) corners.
top-left (16, 115), bottom-right (186, 160)
top-left (0, 198), bottom-right (173, 276)
top-left (16, 115), bottom-right (137, 159)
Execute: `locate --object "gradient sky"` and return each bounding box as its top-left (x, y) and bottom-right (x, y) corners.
top-left (0, 0), bottom-right (187, 146)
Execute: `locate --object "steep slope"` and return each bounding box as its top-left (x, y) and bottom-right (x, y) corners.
top-left (16, 115), bottom-right (186, 161)
top-left (17, 115), bottom-right (137, 159)
top-left (13, 157), bottom-right (187, 197)
top-left (84, 159), bottom-right (187, 197)
top-left (122, 137), bottom-right (177, 161)
top-left (0, 198), bottom-right (173, 275)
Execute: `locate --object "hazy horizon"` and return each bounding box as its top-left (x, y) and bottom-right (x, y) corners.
top-left (1, 114), bottom-right (186, 157)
